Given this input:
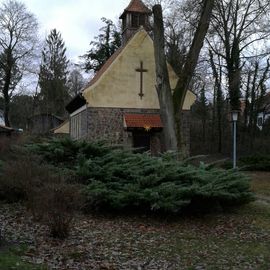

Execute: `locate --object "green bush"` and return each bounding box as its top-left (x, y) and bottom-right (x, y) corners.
top-left (27, 138), bottom-right (110, 168)
top-left (82, 151), bottom-right (253, 213)
top-left (239, 155), bottom-right (270, 171)
top-left (29, 139), bottom-right (254, 214)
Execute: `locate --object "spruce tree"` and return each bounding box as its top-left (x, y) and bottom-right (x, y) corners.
top-left (39, 29), bottom-right (69, 117)
top-left (81, 18), bottom-right (121, 73)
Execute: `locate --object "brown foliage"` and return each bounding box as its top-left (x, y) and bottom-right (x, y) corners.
top-left (0, 154), bottom-right (83, 239)
top-left (34, 181), bottom-right (83, 239)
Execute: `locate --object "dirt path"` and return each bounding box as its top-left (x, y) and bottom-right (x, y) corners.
top-left (247, 171), bottom-right (270, 204)
top-left (248, 171), bottom-right (270, 181)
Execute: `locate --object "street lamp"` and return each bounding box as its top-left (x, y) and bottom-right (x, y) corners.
top-left (231, 110), bottom-right (239, 169)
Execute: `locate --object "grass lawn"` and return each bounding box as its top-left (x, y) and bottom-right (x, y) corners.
top-left (0, 245), bottom-right (46, 270)
top-left (170, 202), bottom-right (270, 269)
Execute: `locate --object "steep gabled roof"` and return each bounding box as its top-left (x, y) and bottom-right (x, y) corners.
top-left (120, 0), bottom-right (152, 19)
top-left (85, 46), bottom-right (125, 89)
top-left (83, 27), bottom-right (150, 92)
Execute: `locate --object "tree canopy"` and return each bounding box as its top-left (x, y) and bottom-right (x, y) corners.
top-left (39, 29), bottom-right (70, 117)
top-left (81, 17), bottom-right (121, 73)
top-left (0, 0), bottom-right (38, 126)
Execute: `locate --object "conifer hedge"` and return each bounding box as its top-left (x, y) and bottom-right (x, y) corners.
top-left (28, 138), bottom-right (254, 214)
top-left (239, 155), bottom-right (270, 171)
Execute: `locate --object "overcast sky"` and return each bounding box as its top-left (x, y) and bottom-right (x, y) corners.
top-left (20, 0), bottom-right (130, 62)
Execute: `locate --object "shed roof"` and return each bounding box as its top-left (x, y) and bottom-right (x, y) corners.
top-left (66, 93), bottom-right (87, 114)
top-left (124, 114), bottom-right (163, 129)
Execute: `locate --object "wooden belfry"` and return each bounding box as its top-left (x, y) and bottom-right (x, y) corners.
top-left (119, 0), bottom-right (152, 44)
top-left (136, 61), bottom-right (148, 99)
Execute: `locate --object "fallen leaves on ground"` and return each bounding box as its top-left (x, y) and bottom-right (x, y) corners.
top-left (0, 202), bottom-right (270, 270)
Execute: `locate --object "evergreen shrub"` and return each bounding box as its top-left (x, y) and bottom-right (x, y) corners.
top-left (29, 138), bottom-right (254, 214)
top-left (239, 155), bottom-right (270, 171)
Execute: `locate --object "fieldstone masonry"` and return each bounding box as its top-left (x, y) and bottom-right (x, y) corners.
top-left (71, 107), bottom-right (191, 155)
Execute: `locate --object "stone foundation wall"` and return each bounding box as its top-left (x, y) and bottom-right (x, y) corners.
top-left (86, 107), bottom-right (161, 146)
top-left (71, 107), bottom-right (191, 155)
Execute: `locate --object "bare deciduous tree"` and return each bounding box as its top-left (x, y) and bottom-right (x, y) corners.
top-left (209, 49), bottom-right (224, 153)
top-left (209, 0), bottom-right (270, 110)
top-left (67, 67), bottom-right (86, 98)
top-left (153, 0), bottom-right (215, 155)
top-left (0, 0), bottom-right (38, 126)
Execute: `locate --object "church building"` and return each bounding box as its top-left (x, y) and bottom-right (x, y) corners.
top-left (66, 0), bottom-right (196, 154)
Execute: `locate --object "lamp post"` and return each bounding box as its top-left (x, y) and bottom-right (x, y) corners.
top-left (231, 110), bottom-right (239, 169)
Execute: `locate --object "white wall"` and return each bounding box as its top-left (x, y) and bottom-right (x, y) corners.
top-left (0, 111), bottom-right (4, 125)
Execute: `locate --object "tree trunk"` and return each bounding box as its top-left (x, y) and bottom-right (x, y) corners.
top-left (3, 69), bottom-right (12, 127)
top-left (153, 5), bottom-right (178, 152)
top-left (244, 71), bottom-right (251, 129)
top-left (249, 61), bottom-right (259, 150)
top-left (172, 0), bottom-right (215, 111)
top-left (3, 95), bottom-right (10, 127)
top-left (152, 0), bottom-right (214, 154)
top-left (172, 0), bottom-right (215, 154)
top-left (209, 50), bottom-right (223, 153)
top-left (228, 68), bottom-right (241, 110)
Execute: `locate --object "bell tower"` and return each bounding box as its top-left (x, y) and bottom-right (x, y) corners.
top-left (120, 0), bottom-right (152, 44)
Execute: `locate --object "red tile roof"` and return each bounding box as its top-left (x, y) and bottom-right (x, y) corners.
top-left (120, 0), bottom-right (152, 18)
top-left (124, 114), bottom-right (163, 129)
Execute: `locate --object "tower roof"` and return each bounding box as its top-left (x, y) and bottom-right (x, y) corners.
top-left (120, 0), bottom-right (152, 19)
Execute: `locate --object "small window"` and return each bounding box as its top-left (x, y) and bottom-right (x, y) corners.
top-left (122, 18), bottom-right (127, 30)
top-left (131, 14), bottom-right (139, 28)
top-left (139, 14), bottom-right (145, 26)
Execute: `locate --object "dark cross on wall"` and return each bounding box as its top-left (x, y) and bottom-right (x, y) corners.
top-left (135, 61), bottom-right (148, 99)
